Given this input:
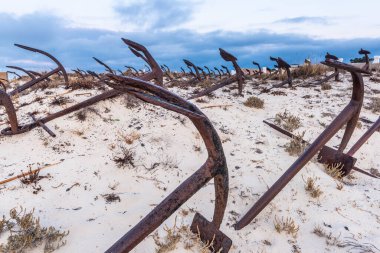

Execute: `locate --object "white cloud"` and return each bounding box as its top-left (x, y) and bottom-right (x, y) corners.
top-left (0, 0), bottom-right (379, 38)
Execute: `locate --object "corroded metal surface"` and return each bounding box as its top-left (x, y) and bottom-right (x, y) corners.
top-left (104, 74), bottom-right (231, 253)
top-left (189, 48), bottom-right (244, 99)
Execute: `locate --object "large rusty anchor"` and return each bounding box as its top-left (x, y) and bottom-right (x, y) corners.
top-left (7, 44), bottom-right (69, 96)
top-left (189, 48), bottom-right (244, 99)
top-left (0, 39), bottom-right (162, 137)
top-left (104, 75), bottom-right (232, 253)
top-left (234, 58), bottom-right (368, 230)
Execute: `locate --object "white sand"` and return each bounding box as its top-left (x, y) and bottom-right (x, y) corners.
top-left (0, 72), bottom-right (379, 253)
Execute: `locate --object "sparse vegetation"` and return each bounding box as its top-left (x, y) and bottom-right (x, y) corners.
top-left (112, 145), bottom-right (135, 169)
top-left (274, 110), bottom-right (302, 132)
top-left (368, 97), bottom-right (380, 113)
top-left (75, 110), bottom-right (87, 122)
top-left (304, 176), bottom-right (323, 198)
top-left (118, 131), bottom-right (141, 145)
top-left (0, 207), bottom-right (69, 253)
top-left (274, 216), bottom-right (299, 238)
top-left (153, 218), bottom-right (211, 253)
top-left (19, 167), bottom-right (44, 185)
top-left (321, 83), bottom-right (332, 90)
top-left (243, 96), bottom-right (264, 109)
top-left (312, 225), bottom-right (343, 247)
top-left (68, 79), bottom-right (97, 90)
top-left (285, 131), bottom-right (307, 156)
top-left (102, 193), bottom-right (121, 203)
top-left (50, 96), bottom-right (73, 106)
top-left (324, 163), bottom-right (344, 179)
top-left (292, 64), bottom-right (328, 79)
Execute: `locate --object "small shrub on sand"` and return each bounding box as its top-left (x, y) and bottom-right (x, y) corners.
top-left (324, 163), bottom-right (344, 179)
top-left (113, 145), bottom-right (135, 169)
top-left (244, 96), bottom-right (264, 109)
top-left (285, 131), bottom-right (307, 156)
top-left (275, 110), bottom-right (302, 132)
top-left (369, 97), bottom-right (380, 113)
top-left (304, 176), bottom-right (323, 198)
top-left (49, 96), bottom-right (73, 106)
top-left (321, 83), bottom-right (332, 90)
top-left (274, 216), bottom-right (299, 238)
top-left (198, 79), bottom-right (213, 89)
top-left (153, 218), bottom-right (211, 253)
top-left (0, 207), bottom-right (68, 253)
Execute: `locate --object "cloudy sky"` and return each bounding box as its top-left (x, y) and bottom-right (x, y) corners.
top-left (1, 0), bottom-right (379, 73)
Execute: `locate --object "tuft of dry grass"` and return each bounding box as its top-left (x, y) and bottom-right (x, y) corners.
top-left (123, 94), bottom-right (141, 109)
top-left (292, 64), bottom-right (328, 79)
top-left (312, 225), bottom-right (343, 247)
top-left (0, 207), bottom-right (68, 253)
top-left (20, 167), bottom-right (44, 185)
top-left (49, 96), bottom-right (73, 106)
top-left (285, 131), bottom-right (307, 156)
top-left (67, 79), bottom-right (97, 90)
top-left (153, 218), bottom-right (211, 253)
top-left (324, 163), bottom-right (344, 179)
top-left (118, 131), bottom-right (141, 145)
top-left (321, 83), bottom-right (332, 90)
top-left (274, 216), bottom-right (299, 238)
top-left (243, 96), bottom-right (264, 109)
top-left (75, 110), bottom-right (87, 122)
top-left (368, 97), bottom-right (380, 113)
top-left (112, 145), bottom-right (135, 169)
top-left (274, 110), bottom-right (302, 132)
top-left (304, 176), bottom-right (323, 198)
top-left (102, 193), bottom-right (121, 204)
top-left (198, 79), bottom-right (213, 89)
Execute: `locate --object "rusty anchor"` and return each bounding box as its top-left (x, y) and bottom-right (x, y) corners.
top-left (234, 58), bottom-right (369, 230)
top-left (183, 59), bottom-right (202, 81)
top-left (8, 44), bottom-right (68, 96)
top-left (358, 48), bottom-right (371, 72)
top-left (252, 61), bottom-right (262, 75)
top-left (269, 56), bottom-right (292, 87)
top-left (93, 57), bottom-right (115, 74)
top-left (221, 65), bottom-right (231, 77)
top-left (6, 71), bottom-right (22, 80)
top-left (123, 38), bottom-right (163, 86)
top-left (214, 67), bottom-right (222, 79)
top-left (189, 48), bottom-right (244, 99)
top-left (6, 66), bottom-right (37, 80)
top-left (197, 66), bottom-right (207, 79)
top-left (72, 69), bottom-right (86, 79)
top-left (204, 66), bottom-right (212, 76)
top-left (103, 74), bottom-right (231, 253)
top-left (0, 39), bottom-right (162, 137)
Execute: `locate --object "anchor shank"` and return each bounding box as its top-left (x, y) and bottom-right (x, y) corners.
top-left (106, 166), bottom-right (214, 252)
top-left (234, 103), bottom-right (357, 230)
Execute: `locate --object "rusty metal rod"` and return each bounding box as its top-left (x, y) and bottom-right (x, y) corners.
top-left (347, 117), bottom-right (380, 156)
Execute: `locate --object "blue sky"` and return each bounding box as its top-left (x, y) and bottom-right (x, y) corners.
top-left (1, 0), bottom-right (380, 73)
